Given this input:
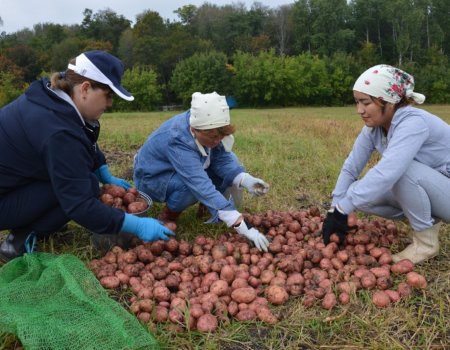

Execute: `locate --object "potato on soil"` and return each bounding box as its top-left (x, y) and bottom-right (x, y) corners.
top-left (196, 314), bottom-right (218, 332)
top-left (100, 276), bottom-right (120, 289)
top-left (405, 271), bottom-right (427, 289)
top-left (231, 287), bottom-right (257, 304)
top-left (390, 259), bottom-right (414, 274)
top-left (257, 307), bottom-right (278, 324)
top-left (235, 309), bottom-right (257, 321)
top-left (321, 292), bottom-right (337, 310)
top-left (265, 285), bottom-right (289, 305)
top-left (372, 290), bottom-right (391, 308)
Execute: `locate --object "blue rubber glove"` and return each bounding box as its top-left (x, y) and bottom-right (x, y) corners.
top-left (121, 213), bottom-right (175, 242)
top-left (95, 164), bottom-right (132, 189)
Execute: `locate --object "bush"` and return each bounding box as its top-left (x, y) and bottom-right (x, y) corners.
top-left (169, 51), bottom-right (233, 107)
top-left (112, 66), bottom-right (162, 112)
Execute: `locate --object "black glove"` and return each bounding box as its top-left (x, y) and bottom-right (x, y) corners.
top-left (322, 209), bottom-right (354, 245)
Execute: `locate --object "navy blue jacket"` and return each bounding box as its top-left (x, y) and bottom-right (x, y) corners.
top-left (0, 79), bottom-right (124, 234)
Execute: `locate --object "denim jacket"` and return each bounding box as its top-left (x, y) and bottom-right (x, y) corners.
top-left (134, 111), bottom-right (245, 217)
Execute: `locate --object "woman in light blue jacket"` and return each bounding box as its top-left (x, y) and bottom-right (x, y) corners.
top-left (134, 92), bottom-right (270, 252)
top-left (322, 65), bottom-right (450, 264)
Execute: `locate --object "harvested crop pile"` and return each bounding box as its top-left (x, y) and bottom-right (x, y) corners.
top-left (99, 185), bottom-right (149, 214)
top-left (89, 208), bottom-right (427, 332)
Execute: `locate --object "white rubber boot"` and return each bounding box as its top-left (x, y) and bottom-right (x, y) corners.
top-left (392, 222), bottom-right (441, 264)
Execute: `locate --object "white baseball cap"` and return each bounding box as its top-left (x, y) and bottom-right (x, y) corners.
top-left (68, 50), bottom-right (134, 101)
top-left (189, 92), bottom-right (230, 129)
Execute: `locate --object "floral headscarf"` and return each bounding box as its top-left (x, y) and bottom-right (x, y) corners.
top-left (353, 64), bottom-right (425, 104)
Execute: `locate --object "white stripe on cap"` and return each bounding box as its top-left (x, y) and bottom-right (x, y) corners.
top-left (68, 53), bottom-right (133, 101)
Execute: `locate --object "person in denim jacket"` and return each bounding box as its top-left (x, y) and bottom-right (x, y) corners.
top-left (134, 92), bottom-right (270, 251)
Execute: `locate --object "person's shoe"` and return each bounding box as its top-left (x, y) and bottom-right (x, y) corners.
top-left (0, 230), bottom-right (37, 263)
top-left (158, 206), bottom-right (181, 225)
top-left (392, 222), bottom-right (441, 264)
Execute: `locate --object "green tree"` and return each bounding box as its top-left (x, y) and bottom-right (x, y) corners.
top-left (113, 66), bottom-right (161, 111)
top-left (0, 72), bottom-right (26, 107)
top-left (415, 48), bottom-right (450, 103)
top-left (169, 51), bottom-right (232, 106)
top-left (80, 8), bottom-right (131, 54)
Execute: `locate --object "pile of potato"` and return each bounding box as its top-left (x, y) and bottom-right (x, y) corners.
top-left (99, 184), bottom-right (149, 214)
top-left (89, 207), bottom-right (427, 332)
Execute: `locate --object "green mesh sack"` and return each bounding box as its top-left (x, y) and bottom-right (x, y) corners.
top-left (0, 253), bottom-right (159, 350)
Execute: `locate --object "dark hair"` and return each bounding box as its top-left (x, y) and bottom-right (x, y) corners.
top-left (370, 95), bottom-right (414, 112)
top-left (50, 57), bottom-right (110, 97)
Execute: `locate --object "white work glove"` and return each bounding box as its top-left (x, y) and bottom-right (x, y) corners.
top-left (234, 220), bottom-right (269, 252)
top-left (240, 173), bottom-right (269, 196)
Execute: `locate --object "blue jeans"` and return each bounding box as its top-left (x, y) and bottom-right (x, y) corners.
top-left (352, 161), bottom-right (450, 231)
top-left (165, 171), bottom-right (230, 212)
top-left (0, 181), bottom-right (69, 236)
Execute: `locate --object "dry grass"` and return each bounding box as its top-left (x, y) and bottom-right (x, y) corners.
top-left (1, 105), bottom-right (450, 349)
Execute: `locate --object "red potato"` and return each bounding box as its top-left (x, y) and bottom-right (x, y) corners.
top-left (391, 259), bottom-right (415, 274)
top-left (138, 299), bottom-right (153, 313)
top-left (211, 244), bottom-right (228, 260)
top-left (370, 267), bottom-right (390, 278)
top-left (104, 184), bottom-right (127, 198)
top-left (153, 286), bottom-right (171, 302)
top-left (235, 309), bottom-right (257, 321)
top-left (196, 314), bottom-right (218, 332)
top-left (338, 292), bottom-right (350, 305)
top-left (209, 280), bottom-right (229, 297)
top-left (127, 187), bottom-right (139, 196)
top-left (378, 252), bottom-right (392, 265)
top-left (257, 307), bottom-right (278, 324)
top-left (360, 272), bottom-right (377, 289)
top-left (100, 276), bottom-right (120, 289)
top-left (189, 304), bottom-right (204, 319)
top-left (231, 278), bottom-right (249, 289)
top-left (122, 192), bottom-right (137, 205)
top-left (406, 271), bottom-right (427, 289)
top-left (372, 290), bottom-right (391, 308)
top-left (321, 292), bottom-right (337, 310)
top-left (384, 290), bottom-right (401, 303)
top-left (265, 285), bottom-right (289, 305)
top-left (100, 193), bottom-right (114, 206)
top-left (220, 265), bottom-right (235, 284)
top-left (231, 287), bottom-right (257, 304)
top-left (169, 309), bottom-right (184, 324)
top-left (137, 312), bottom-right (151, 323)
top-left (128, 201), bottom-right (148, 214)
top-left (227, 301), bottom-right (239, 316)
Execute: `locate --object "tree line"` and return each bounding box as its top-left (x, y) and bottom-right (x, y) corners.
top-left (1, 0), bottom-right (450, 110)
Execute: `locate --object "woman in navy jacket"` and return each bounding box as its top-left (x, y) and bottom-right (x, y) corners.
top-left (0, 50), bottom-right (172, 262)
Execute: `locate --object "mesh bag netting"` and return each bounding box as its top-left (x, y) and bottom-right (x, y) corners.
top-left (0, 253), bottom-right (159, 350)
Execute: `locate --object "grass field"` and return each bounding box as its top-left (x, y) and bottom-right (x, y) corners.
top-left (1, 105), bottom-right (449, 349)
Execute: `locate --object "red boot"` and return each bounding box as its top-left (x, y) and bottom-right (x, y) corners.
top-left (158, 206), bottom-right (181, 225)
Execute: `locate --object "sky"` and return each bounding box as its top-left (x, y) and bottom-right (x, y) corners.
top-left (0, 0), bottom-right (294, 34)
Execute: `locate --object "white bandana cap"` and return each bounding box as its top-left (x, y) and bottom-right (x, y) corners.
top-left (353, 64), bottom-right (425, 104)
top-left (189, 92), bottom-right (230, 129)
top-left (68, 50), bottom-right (134, 101)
